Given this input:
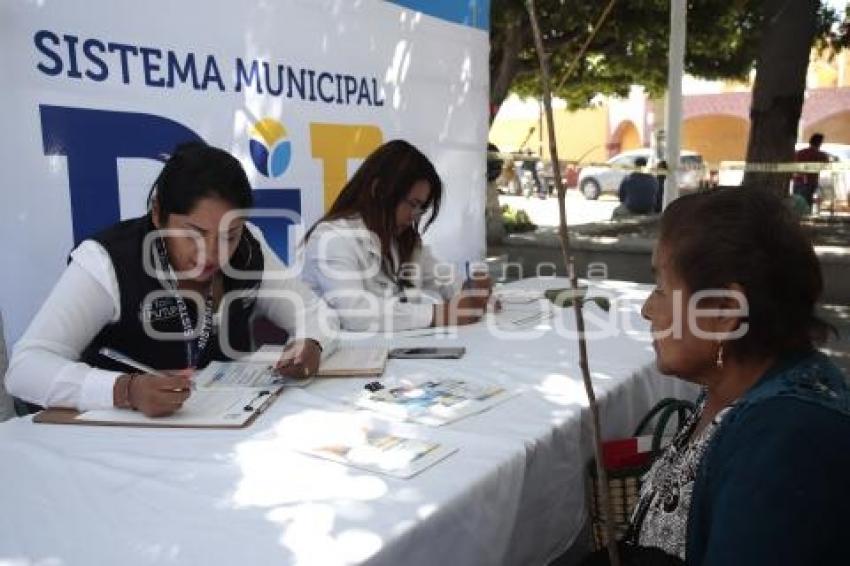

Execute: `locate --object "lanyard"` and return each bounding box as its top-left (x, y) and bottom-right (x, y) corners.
top-left (154, 237), bottom-right (214, 368)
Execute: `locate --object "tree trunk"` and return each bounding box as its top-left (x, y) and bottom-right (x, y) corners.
top-left (485, 179), bottom-right (505, 245)
top-left (743, 0), bottom-right (819, 197)
top-left (490, 17), bottom-right (525, 125)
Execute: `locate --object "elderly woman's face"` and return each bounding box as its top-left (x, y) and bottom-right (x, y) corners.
top-left (641, 241), bottom-right (718, 381)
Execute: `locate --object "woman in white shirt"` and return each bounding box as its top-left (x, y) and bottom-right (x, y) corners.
top-left (301, 139), bottom-right (492, 332)
top-left (7, 143), bottom-right (338, 417)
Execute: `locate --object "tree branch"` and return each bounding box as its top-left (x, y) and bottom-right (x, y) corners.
top-left (526, 1), bottom-right (621, 564)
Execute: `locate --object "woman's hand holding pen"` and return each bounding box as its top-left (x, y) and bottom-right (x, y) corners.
top-left (275, 339), bottom-right (322, 379)
top-left (468, 273), bottom-right (502, 313)
top-left (434, 274), bottom-right (497, 326)
top-left (114, 369), bottom-right (193, 417)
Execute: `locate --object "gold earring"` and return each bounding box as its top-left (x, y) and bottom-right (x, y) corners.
top-left (716, 341), bottom-right (724, 369)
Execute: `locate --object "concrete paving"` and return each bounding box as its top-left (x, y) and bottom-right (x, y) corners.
top-left (499, 191), bottom-right (619, 227)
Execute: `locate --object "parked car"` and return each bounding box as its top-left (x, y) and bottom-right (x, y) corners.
top-left (577, 148), bottom-right (707, 200)
top-left (717, 143), bottom-right (850, 207)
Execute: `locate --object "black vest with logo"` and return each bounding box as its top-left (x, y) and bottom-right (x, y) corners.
top-left (79, 216), bottom-right (264, 372)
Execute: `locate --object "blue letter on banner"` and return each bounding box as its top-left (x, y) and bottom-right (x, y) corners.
top-left (39, 105), bottom-right (203, 244)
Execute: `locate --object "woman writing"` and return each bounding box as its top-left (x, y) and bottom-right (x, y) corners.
top-left (302, 139), bottom-right (493, 332)
top-left (586, 187), bottom-right (849, 565)
top-left (8, 143), bottom-right (338, 417)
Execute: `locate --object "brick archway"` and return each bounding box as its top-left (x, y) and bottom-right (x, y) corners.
top-left (609, 120), bottom-right (641, 156)
top-left (804, 110), bottom-right (850, 144)
top-left (682, 86), bottom-right (850, 138)
top-left (802, 87), bottom-right (850, 130)
top-left (683, 92), bottom-right (751, 122)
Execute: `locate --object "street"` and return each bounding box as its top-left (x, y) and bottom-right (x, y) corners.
top-left (499, 189), bottom-right (619, 227)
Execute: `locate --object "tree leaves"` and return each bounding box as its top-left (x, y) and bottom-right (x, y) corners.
top-left (490, 0), bottom-right (844, 114)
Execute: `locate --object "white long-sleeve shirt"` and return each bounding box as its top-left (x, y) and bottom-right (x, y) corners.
top-left (300, 216), bottom-right (461, 331)
top-left (0, 312), bottom-right (15, 421)
top-left (7, 224), bottom-right (339, 411)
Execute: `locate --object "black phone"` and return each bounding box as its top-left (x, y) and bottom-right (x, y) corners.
top-left (388, 347), bottom-right (466, 359)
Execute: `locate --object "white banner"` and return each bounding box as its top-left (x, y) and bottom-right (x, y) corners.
top-left (0, 0), bottom-right (490, 343)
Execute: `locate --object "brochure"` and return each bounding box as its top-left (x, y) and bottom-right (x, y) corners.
top-left (299, 429), bottom-right (456, 479)
top-left (356, 377), bottom-right (515, 426)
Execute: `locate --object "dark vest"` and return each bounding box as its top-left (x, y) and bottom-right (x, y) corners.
top-left (79, 216), bottom-right (265, 372)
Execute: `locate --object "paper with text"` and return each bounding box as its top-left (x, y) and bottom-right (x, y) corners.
top-left (299, 429), bottom-right (456, 479)
top-left (76, 387), bottom-right (280, 427)
top-left (356, 377), bottom-right (517, 426)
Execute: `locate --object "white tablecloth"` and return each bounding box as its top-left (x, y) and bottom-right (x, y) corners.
top-left (0, 278), bottom-right (697, 566)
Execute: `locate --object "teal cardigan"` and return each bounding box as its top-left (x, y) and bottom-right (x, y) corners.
top-left (686, 351), bottom-right (850, 565)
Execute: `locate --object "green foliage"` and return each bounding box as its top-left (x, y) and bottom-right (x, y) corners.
top-left (491, 0), bottom-right (846, 111)
top-left (501, 204), bottom-right (538, 233)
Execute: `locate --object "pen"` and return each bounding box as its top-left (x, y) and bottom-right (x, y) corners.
top-left (99, 347), bottom-right (167, 377)
top-left (464, 260), bottom-right (474, 290)
top-left (465, 260), bottom-right (489, 282)
top-left (100, 348), bottom-right (194, 392)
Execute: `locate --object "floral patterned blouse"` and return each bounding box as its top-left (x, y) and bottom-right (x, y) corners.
top-left (628, 395), bottom-right (734, 560)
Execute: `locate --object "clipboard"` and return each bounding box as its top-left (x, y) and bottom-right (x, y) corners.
top-left (33, 386), bottom-right (282, 429)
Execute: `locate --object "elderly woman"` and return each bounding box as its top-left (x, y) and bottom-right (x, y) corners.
top-left (586, 188), bottom-right (850, 565)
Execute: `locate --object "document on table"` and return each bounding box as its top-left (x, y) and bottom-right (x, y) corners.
top-left (41, 361), bottom-right (285, 428)
top-left (494, 289), bottom-right (545, 304)
top-left (390, 327), bottom-right (455, 338)
top-left (497, 308), bottom-right (554, 328)
top-left (317, 346), bottom-right (388, 376)
top-left (298, 429), bottom-right (456, 479)
top-left (193, 360), bottom-right (283, 389)
top-left (491, 286), bottom-right (555, 328)
top-left (252, 345), bottom-right (389, 377)
top-left (355, 376), bottom-right (517, 426)
top-left (72, 386), bottom-right (281, 428)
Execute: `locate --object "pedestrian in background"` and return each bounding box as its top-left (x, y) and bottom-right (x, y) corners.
top-left (612, 156), bottom-right (658, 219)
top-left (793, 133), bottom-right (829, 211)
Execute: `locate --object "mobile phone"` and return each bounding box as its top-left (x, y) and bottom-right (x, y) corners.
top-left (388, 347), bottom-right (466, 359)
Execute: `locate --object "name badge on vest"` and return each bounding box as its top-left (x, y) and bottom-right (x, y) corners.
top-left (140, 296), bottom-right (180, 324)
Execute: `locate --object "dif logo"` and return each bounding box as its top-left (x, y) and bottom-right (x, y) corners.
top-left (39, 105), bottom-right (384, 262)
top-left (249, 118), bottom-right (292, 178)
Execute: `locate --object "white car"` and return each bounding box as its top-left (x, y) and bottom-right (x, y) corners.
top-left (717, 143), bottom-right (850, 206)
top-left (577, 148), bottom-right (707, 200)
top-left (818, 143), bottom-right (850, 206)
